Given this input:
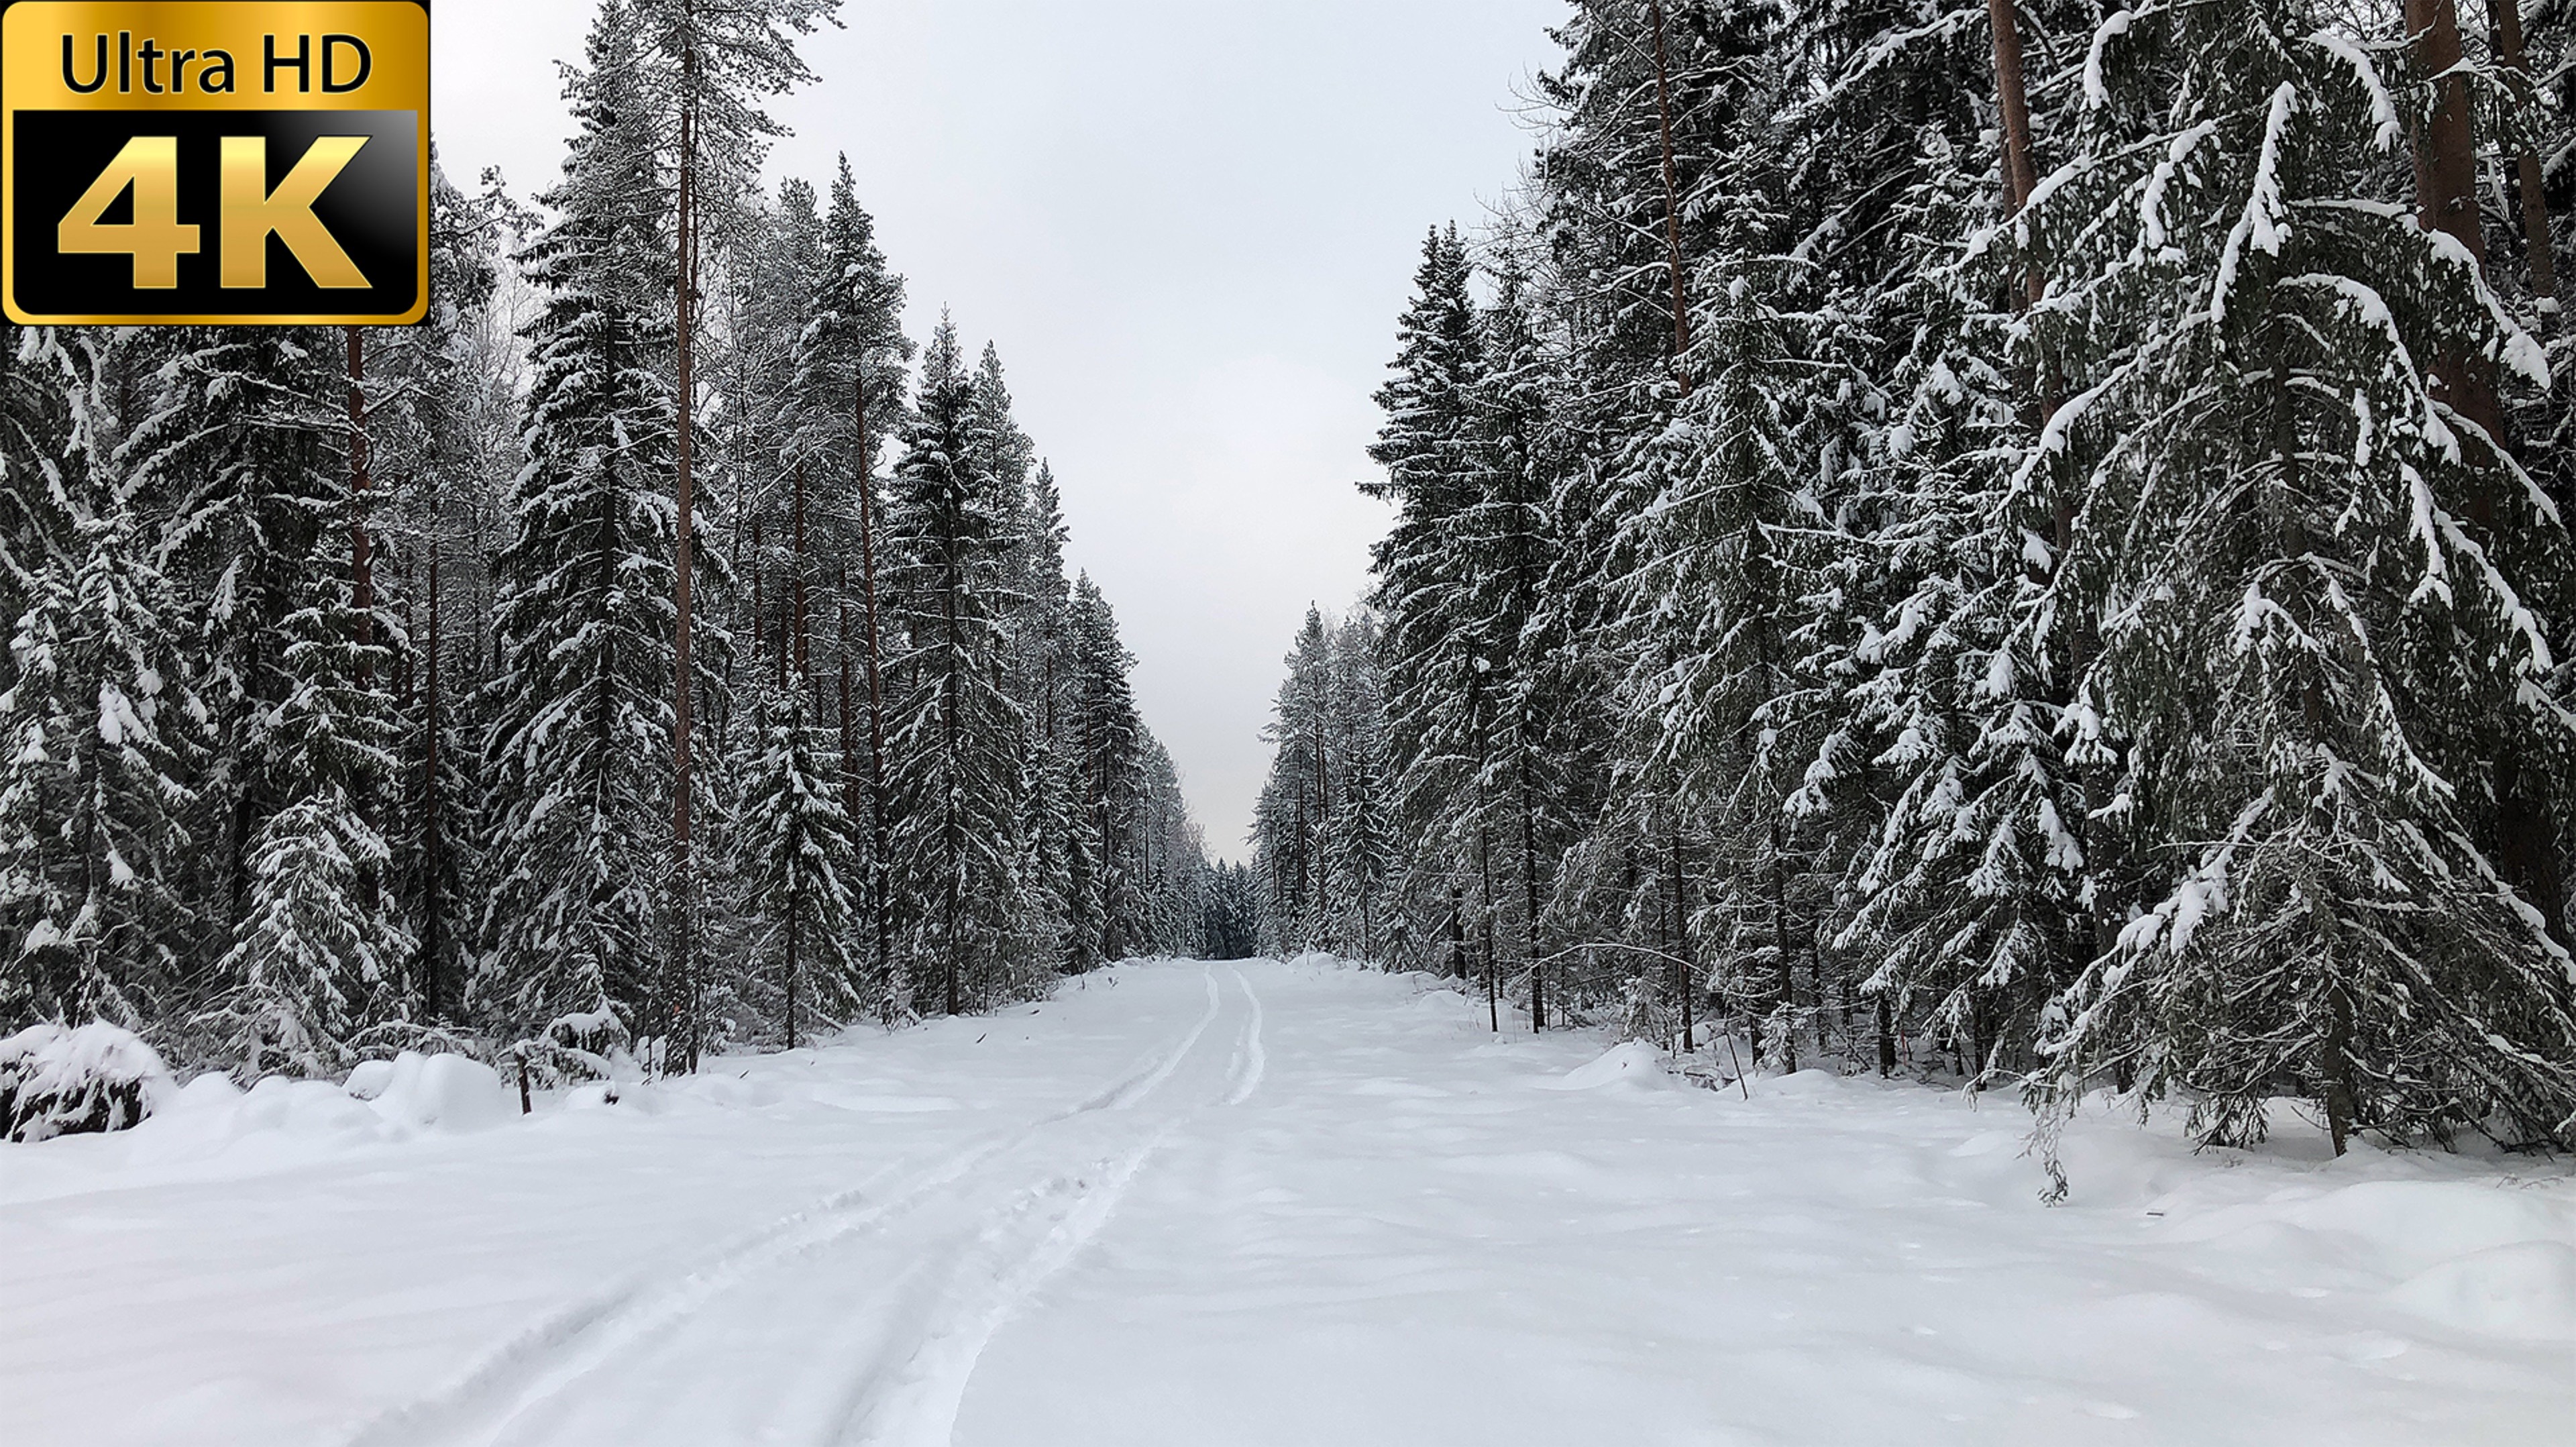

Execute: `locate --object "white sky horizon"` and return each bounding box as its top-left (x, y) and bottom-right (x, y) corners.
top-left (434, 0), bottom-right (1564, 861)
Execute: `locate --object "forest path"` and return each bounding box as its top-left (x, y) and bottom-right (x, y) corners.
top-left (4, 960), bottom-right (2571, 1447)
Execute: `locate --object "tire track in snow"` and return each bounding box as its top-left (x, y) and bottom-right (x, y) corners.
top-left (346, 970), bottom-right (1227, 1447)
top-left (1082, 969), bottom-right (1222, 1113)
top-left (827, 1128), bottom-right (1173, 1447)
top-left (1224, 964), bottom-right (1266, 1106)
top-left (815, 966), bottom-right (1250, 1444)
top-left (345, 1138), bottom-right (1016, 1447)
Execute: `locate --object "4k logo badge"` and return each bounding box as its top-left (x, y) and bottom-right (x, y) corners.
top-left (1, 1), bottom-right (429, 325)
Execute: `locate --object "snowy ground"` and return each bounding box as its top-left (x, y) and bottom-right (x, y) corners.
top-left (4, 959), bottom-right (2571, 1447)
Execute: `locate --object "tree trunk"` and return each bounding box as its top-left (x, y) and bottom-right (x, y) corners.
top-left (1479, 821), bottom-right (1498, 1030)
top-left (671, 21), bottom-right (701, 1073)
top-left (2409, 0), bottom-right (2507, 462)
top-left (943, 578), bottom-right (964, 1017)
top-left (1669, 807), bottom-right (1690, 1052)
top-left (1770, 816), bottom-right (1796, 1073)
top-left (423, 547), bottom-right (447, 1020)
top-left (1521, 769), bottom-right (1544, 1032)
top-left (2324, 973), bottom-right (2357, 1157)
top-left (2413, 0), bottom-right (2566, 947)
top-left (785, 912), bottom-right (800, 1051)
top-left (839, 589), bottom-right (859, 860)
top-left (1646, 0), bottom-right (1692, 386)
top-left (345, 328), bottom-right (373, 672)
top-left (792, 460), bottom-right (810, 682)
top-left (1986, 0), bottom-right (2040, 216)
top-left (2493, 0), bottom-right (2559, 323)
top-left (857, 368), bottom-right (892, 1008)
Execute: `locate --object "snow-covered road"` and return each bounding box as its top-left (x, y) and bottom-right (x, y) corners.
top-left (4, 959), bottom-right (2571, 1446)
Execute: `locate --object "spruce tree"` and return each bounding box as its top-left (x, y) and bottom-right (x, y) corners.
top-left (739, 684), bottom-right (859, 1046)
top-left (883, 319), bottom-right (1031, 1014)
top-left (481, 4), bottom-right (683, 1037)
top-left (2019, 1), bottom-right (2576, 1157)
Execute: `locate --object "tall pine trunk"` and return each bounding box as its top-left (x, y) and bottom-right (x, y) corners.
top-left (2410, 0), bottom-right (2567, 947)
top-left (857, 372), bottom-right (893, 1008)
top-left (1646, 0), bottom-right (1691, 386)
top-left (2493, 0), bottom-right (2559, 323)
top-left (1986, 0), bottom-right (2040, 215)
top-left (793, 462), bottom-right (809, 682)
top-left (1668, 807), bottom-right (1690, 1053)
top-left (345, 329), bottom-right (374, 672)
top-left (942, 577), bottom-right (964, 1016)
top-left (1770, 813), bottom-right (1795, 1073)
top-left (2408, 0), bottom-right (2505, 454)
top-left (671, 25), bottom-right (702, 1073)
top-left (343, 327), bottom-right (380, 926)
top-left (1521, 767), bottom-right (1543, 1032)
top-left (423, 547), bottom-right (447, 1020)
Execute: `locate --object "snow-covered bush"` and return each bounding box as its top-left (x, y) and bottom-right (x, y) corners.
top-left (0, 1022), bottom-right (175, 1142)
top-left (360, 1052), bottom-right (514, 1132)
top-left (498, 1006), bottom-right (635, 1094)
top-left (547, 1006), bottom-right (630, 1061)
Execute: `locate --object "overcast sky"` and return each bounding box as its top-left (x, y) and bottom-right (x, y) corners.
top-left (433, 0), bottom-right (1564, 859)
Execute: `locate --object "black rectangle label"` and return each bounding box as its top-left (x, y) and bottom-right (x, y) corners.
top-left (9, 107), bottom-right (417, 321)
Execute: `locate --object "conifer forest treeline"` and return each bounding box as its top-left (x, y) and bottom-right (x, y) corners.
top-left (0, 0), bottom-right (1223, 1079)
top-left (1252, 0), bottom-right (2576, 1165)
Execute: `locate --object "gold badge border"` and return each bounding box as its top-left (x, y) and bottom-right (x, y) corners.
top-left (0, 0), bottom-right (431, 327)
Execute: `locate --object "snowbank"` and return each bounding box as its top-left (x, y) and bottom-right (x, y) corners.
top-left (360, 1052), bottom-right (515, 1132)
top-left (1538, 1039), bottom-right (1676, 1091)
top-left (2391, 1241), bottom-right (2576, 1340)
top-left (0, 1022), bottom-right (174, 1142)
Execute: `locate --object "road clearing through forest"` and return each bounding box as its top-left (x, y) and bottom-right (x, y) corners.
top-left (3, 958), bottom-right (2571, 1446)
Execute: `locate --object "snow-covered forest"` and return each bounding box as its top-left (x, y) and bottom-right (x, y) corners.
top-left (5, 2), bottom-right (2576, 1442)
top-left (1252, 0), bottom-right (2576, 1171)
top-left (0, 0), bottom-right (1224, 1093)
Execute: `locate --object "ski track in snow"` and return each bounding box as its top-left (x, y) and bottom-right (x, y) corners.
top-left (349, 967), bottom-right (1236, 1447)
top-left (834, 1126), bottom-right (1173, 1447)
top-left (7, 959), bottom-right (2573, 1447)
top-left (1223, 963), bottom-right (1267, 1106)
